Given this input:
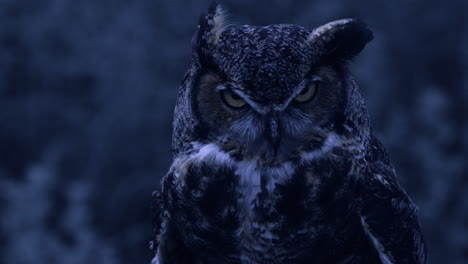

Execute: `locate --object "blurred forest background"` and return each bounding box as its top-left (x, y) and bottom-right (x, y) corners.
top-left (0, 0), bottom-right (467, 263)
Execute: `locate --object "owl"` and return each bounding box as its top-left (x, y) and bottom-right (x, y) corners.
top-left (151, 3), bottom-right (426, 264)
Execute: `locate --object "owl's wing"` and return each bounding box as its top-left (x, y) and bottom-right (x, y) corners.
top-left (151, 172), bottom-right (198, 264)
top-left (357, 161), bottom-right (426, 264)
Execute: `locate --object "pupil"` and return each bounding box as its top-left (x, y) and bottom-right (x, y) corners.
top-left (299, 87), bottom-right (309, 95)
top-left (231, 91), bottom-right (241, 100)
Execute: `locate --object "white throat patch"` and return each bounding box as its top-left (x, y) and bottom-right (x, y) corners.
top-left (171, 133), bottom-right (341, 194)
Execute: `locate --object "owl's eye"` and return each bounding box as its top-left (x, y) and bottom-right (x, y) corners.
top-left (220, 89), bottom-right (247, 108)
top-left (294, 81), bottom-right (318, 103)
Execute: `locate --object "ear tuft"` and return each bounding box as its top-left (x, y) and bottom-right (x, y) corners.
top-left (196, 2), bottom-right (229, 49)
top-left (308, 19), bottom-right (373, 61)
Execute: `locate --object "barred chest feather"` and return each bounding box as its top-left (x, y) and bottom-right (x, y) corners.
top-left (162, 138), bottom-right (374, 263)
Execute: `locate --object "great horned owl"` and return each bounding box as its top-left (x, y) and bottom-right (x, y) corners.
top-left (151, 3), bottom-right (426, 264)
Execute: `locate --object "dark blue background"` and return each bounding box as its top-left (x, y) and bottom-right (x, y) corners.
top-left (0, 0), bottom-right (466, 263)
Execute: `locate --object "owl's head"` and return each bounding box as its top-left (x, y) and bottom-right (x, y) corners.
top-left (173, 3), bottom-right (373, 164)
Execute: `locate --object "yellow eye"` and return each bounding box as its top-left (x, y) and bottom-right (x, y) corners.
top-left (221, 89), bottom-right (246, 108)
top-left (294, 81), bottom-right (318, 103)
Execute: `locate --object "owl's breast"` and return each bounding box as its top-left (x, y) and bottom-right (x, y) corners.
top-left (233, 160), bottom-right (359, 263)
top-left (162, 152), bottom-right (360, 263)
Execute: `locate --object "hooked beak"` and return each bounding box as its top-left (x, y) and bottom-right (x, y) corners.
top-left (267, 114), bottom-right (281, 155)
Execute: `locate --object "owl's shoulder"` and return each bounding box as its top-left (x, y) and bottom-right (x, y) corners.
top-left (356, 134), bottom-right (406, 199)
top-left (365, 134), bottom-right (392, 165)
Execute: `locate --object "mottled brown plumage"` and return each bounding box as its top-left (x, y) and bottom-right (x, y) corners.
top-left (152, 3), bottom-right (426, 264)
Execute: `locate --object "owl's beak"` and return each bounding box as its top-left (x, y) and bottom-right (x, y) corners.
top-left (267, 116), bottom-right (281, 154)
